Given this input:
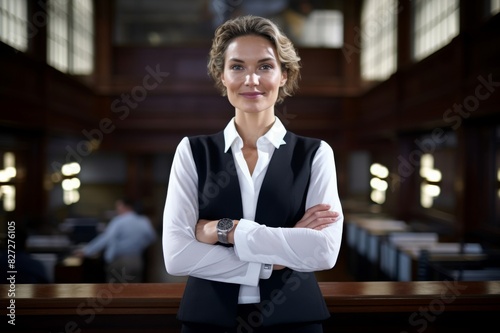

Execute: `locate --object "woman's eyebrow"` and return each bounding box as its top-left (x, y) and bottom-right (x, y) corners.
top-left (227, 58), bottom-right (244, 63)
top-left (227, 57), bottom-right (276, 63)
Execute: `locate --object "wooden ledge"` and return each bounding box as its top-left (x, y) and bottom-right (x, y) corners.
top-left (2, 281), bottom-right (499, 316)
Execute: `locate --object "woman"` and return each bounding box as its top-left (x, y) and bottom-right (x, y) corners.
top-left (163, 15), bottom-right (343, 333)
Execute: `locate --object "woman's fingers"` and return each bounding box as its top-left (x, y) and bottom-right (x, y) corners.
top-left (295, 204), bottom-right (339, 230)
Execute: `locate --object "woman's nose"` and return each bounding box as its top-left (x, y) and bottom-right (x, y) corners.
top-left (245, 73), bottom-right (260, 86)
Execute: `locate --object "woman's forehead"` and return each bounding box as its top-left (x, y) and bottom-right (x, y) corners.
top-left (225, 35), bottom-right (278, 61)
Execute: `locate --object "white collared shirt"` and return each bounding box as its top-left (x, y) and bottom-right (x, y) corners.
top-left (163, 117), bottom-right (343, 303)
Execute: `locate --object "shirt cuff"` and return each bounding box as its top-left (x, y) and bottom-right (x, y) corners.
top-left (234, 218), bottom-right (259, 261)
top-left (234, 219), bottom-right (273, 280)
top-left (260, 263), bottom-right (273, 279)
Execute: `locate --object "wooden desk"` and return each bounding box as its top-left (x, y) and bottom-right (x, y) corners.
top-left (346, 215), bottom-right (409, 280)
top-left (1, 281), bottom-right (499, 332)
top-left (397, 243), bottom-right (485, 281)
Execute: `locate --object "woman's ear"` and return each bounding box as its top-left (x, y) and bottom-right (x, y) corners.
top-left (280, 70), bottom-right (288, 87)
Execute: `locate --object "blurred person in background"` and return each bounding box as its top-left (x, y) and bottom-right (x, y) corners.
top-left (75, 198), bottom-right (156, 282)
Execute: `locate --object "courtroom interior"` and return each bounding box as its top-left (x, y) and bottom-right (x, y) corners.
top-left (0, 1), bottom-right (500, 331)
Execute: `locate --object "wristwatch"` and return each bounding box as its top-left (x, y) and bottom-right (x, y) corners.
top-left (216, 218), bottom-right (235, 244)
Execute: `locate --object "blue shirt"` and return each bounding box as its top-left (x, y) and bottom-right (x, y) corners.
top-left (83, 212), bottom-right (156, 263)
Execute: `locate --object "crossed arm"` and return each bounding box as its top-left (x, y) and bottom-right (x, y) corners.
top-left (196, 203), bottom-right (339, 245)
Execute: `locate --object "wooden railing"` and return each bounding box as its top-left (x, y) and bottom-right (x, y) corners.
top-left (1, 281), bottom-right (499, 332)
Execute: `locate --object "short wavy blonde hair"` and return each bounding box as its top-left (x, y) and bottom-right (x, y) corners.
top-left (207, 15), bottom-right (301, 104)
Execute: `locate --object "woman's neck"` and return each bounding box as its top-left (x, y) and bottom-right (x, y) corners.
top-left (234, 111), bottom-right (275, 148)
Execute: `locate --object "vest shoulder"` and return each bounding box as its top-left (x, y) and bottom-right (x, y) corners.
top-left (188, 132), bottom-right (223, 143)
top-left (286, 132), bottom-right (322, 147)
top-left (188, 132), bottom-right (226, 161)
top-left (188, 132), bottom-right (225, 149)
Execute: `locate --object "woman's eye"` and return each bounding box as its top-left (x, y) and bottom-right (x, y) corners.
top-left (230, 64), bottom-right (243, 70)
top-left (260, 64), bottom-right (273, 70)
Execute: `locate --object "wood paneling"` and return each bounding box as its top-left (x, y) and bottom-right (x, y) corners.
top-left (1, 282), bottom-right (499, 332)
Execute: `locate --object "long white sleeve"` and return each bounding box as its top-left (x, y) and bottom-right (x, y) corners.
top-left (233, 141), bottom-right (344, 272)
top-left (162, 137), bottom-right (263, 287)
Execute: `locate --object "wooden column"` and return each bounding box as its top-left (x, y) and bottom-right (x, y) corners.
top-left (94, 0), bottom-right (113, 91)
top-left (397, 0), bottom-right (413, 70)
top-left (341, 0), bottom-right (362, 92)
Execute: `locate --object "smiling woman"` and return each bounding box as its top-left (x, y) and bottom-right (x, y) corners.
top-left (162, 15), bottom-right (344, 333)
top-left (221, 35), bottom-right (288, 134)
top-left (207, 16), bottom-right (301, 104)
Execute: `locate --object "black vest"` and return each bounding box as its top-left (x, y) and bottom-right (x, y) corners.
top-left (177, 130), bottom-right (329, 327)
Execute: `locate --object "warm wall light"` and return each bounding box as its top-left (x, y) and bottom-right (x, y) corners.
top-left (422, 183), bottom-right (441, 197)
top-left (370, 189), bottom-right (386, 204)
top-left (0, 152), bottom-right (17, 182)
top-left (425, 169), bottom-right (442, 182)
top-left (61, 162), bottom-right (81, 205)
top-left (420, 154), bottom-right (442, 182)
top-left (370, 177), bottom-right (388, 191)
top-left (62, 178), bottom-right (80, 191)
top-left (4, 152), bottom-right (16, 178)
top-left (63, 189), bottom-right (80, 205)
top-left (0, 152), bottom-right (16, 211)
top-left (420, 154), bottom-right (441, 208)
top-left (370, 162), bottom-right (389, 204)
top-left (370, 163), bottom-right (389, 179)
top-left (497, 168), bottom-right (500, 199)
top-left (0, 185), bottom-right (15, 211)
top-left (62, 162), bottom-right (81, 176)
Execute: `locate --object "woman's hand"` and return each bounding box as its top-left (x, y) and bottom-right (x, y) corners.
top-left (294, 203), bottom-right (339, 230)
top-left (273, 204), bottom-right (338, 270)
top-left (195, 219), bottom-right (218, 244)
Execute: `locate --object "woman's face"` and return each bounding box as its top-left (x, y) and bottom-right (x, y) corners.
top-left (221, 35), bottom-right (287, 115)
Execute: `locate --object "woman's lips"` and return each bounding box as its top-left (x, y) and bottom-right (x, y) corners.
top-left (240, 92), bottom-right (264, 99)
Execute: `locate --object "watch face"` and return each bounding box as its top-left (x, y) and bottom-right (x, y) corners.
top-left (218, 218), bottom-right (233, 231)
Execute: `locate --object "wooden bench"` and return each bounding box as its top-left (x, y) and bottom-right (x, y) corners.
top-left (1, 281), bottom-right (499, 332)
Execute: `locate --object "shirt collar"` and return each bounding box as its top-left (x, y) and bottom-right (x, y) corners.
top-left (223, 117), bottom-right (287, 152)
